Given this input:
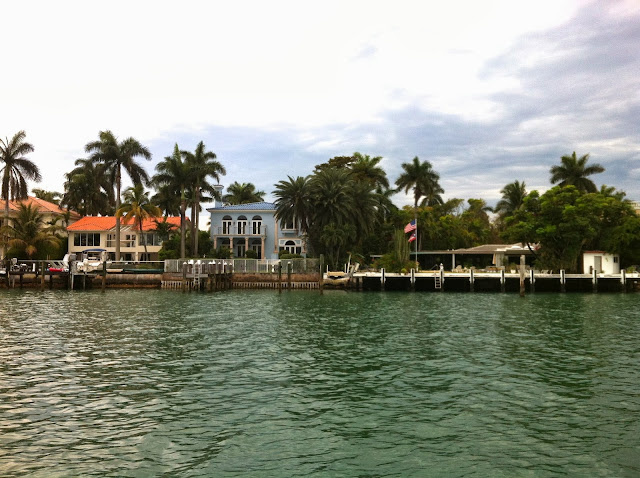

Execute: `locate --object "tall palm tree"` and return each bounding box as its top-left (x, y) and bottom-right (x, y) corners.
top-left (116, 184), bottom-right (162, 259)
top-left (85, 130), bottom-right (151, 260)
top-left (222, 182), bottom-right (265, 205)
top-left (181, 141), bottom-right (225, 256)
top-left (0, 203), bottom-right (60, 259)
top-left (0, 131), bottom-right (41, 225)
top-left (153, 144), bottom-right (191, 258)
top-left (550, 152), bottom-right (604, 193)
top-left (62, 159), bottom-right (114, 215)
top-left (273, 175), bottom-right (311, 235)
top-left (395, 156), bottom-right (443, 208)
top-left (494, 180), bottom-right (527, 218)
top-left (350, 152), bottom-right (389, 190)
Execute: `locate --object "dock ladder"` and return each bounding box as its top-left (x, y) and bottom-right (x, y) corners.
top-left (193, 261), bottom-right (202, 289)
top-left (434, 273), bottom-right (442, 290)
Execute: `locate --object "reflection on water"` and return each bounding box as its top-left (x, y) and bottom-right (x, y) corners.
top-left (1, 290), bottom-right (639, 476)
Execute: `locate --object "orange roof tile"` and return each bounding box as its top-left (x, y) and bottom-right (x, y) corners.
top-left (67, 216), bottom-right (184, 232)
top-left (0, 196), bottom-right (80, 218)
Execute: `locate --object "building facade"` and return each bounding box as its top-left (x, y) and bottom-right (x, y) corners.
top-left (67, 216), bottom-right (181, 261)
top-left (1, 196), bottom-right (80, 258)
top-left (207, 202), bottom-right (305, 259)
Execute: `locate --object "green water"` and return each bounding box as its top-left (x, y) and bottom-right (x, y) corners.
top-left (0, 290), bottom-right (639, 477)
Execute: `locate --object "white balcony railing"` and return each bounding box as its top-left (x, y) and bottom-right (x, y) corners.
top-left (212, 225), bottom-right (267, 236)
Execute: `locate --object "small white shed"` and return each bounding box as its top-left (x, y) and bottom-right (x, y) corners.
top-left (582, 251), bottom-right (620, 274)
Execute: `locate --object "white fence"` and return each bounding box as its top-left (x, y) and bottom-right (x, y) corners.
top-left (164, 258), bottom-right (320, 274)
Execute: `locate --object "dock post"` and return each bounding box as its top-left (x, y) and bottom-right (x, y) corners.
top-left (519, 255), bottom-right (525, 297)
top-left (41, 261), bottom-right (46, 291)
top-left (410, 268), bottom-right (416, 292)
top-left (49, 268), bottom-right (53, 290)
top-left (621, 269), bottom-right (626, 292)
top-left (4, 259), bottom-right (8, 287)
top-left (560, 269), bottom-right (566, 293)
top-left (592, 268), bottom-right (598, 293)
top-left (530, 269), bottom-right (535, 293)
top-left (287, 261), bottom-right (292, 291)
top-left (278, 263), bottom-right (282, 294)
top-left (102, 261), bottom-right (107, 292)
top-left (319, 255), bottom-right (324, 295)
top-left (500, 269), bottom-right (505, 293)
top-left (469, 268), bottom-right (474, 292)
top-left (182, 261), bottom-right (187, 293)
top-left (381, 268), bottom-right (385, 291)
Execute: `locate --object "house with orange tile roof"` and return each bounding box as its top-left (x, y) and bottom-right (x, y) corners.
top-left (66, 216), bottom-right (182, 261)
top-left (1, 196), bottom-right (81, 258)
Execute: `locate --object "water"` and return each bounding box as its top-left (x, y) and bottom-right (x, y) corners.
top-left (0, 290), bottom-right (639, 477)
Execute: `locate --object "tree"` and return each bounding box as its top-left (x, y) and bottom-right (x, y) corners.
top-left (116, 184), bottom-right (162, 259)
top-left (0, 131), bottom-right (41, 225)
top-left (85, 130), bottom-right (151, 261)
top-left (320, 222), bottom-right (355, 270)
top-left (395, 156), bottom-right (444, 208)
top-left (550, 151), bottom-right (604, 193)
top-left (494, 180), bottom-right (527, 219)
top-left (153, 144), bottom-right (191, 258)
top-left (223, 182), bottom-right (265, 205)
top-left (273, 175), bottom-right (311, 236)
top-left (0, 202), bottom-right (61, 259)
top-left (62, 159), bottom-right (114, 215)
top-left (32, 189), bottom-right (61, 204)
top-left (350, 152), bottom-right (389, 190)
top-left (181, 141), bottom-right (225, 256)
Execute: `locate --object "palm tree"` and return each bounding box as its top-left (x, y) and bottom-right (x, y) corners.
top-left (85, 130), bottom-right (151, 260)
top-left (153, 144), bottom-right (191, 258)
top-left (273, 175), bottom-right (311, 235)
top-left (32, 189), bottom-right (61, 204)
top-left (62, 159), bottom-right (114, 215)
top-left (0, 203), bottom-right (60, 259)
top-left (309, 168), bottom-right (356, 229)
top-left (116, 184), bottom-right (162, 259)
top-left (320, 222), bottom-right (355, 270)
top-left (181, 141), bottom-right (225, 256)
top-left (550, 152), bottom-right (604, 193)
top-left (395, 156), bottom-right (444, 208)
top-left (223, 182), bottom-right (265, 205)
top-left (494, 180), bottom-right (527, 218)
top-left (350, 152), bottom-right (389, 190)
top-left (0, 131), bottom-right (41, 225)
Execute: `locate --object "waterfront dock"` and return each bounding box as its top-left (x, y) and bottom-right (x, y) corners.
top-left (351, 269), bottom-right (640, 293)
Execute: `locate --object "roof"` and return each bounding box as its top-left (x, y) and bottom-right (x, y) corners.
top-left (415, 243), bottom-right (537, 255)
top-left (67, 216), bottom-right (183, 232)
top-left (0, 196), bottom-right (80, 218)
top-left (207, 201), bottom-right (276, 212)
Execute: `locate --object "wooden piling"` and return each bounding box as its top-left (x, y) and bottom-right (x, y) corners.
top-left (519, 255), bottom-right (525, 297)
top-left (319, 255), bottom-right (324, 294)
top-left (287, 261), bottom-right (292, 291)
top-left (182, 262), bottom-right (187, 293)
top-left (278, 264), bottom-right (282, 294)
top-left (102, 261), bottom-right (107, 292)
top-left (40, 261), bottom-right (46, 291)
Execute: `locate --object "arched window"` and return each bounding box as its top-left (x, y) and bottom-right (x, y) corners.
top-left (250, 239), bottom-right (262, 258)
top-left (252, 215), bottom-right (262, 235)
top-left (237, 215), bottom-right (247, 234)
top-left (222, 215), bottom-right (232, 235)
top-left (283, 240), bottom-right (296, 254)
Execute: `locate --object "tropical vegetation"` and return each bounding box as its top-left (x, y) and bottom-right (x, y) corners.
top-left (1, 128), bottom-right (638, 274)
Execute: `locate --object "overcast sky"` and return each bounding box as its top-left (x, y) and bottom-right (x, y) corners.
top-left (2, 0), bottom-right (638, 217)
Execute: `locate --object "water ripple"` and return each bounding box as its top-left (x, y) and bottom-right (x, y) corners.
top-left (0, 290), bottom-right (639, 476)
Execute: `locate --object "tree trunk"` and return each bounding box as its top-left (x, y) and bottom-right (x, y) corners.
top-left (194, 183), bottom-right (200, 256)
top-left (180, 200), bottom-right (186, 259)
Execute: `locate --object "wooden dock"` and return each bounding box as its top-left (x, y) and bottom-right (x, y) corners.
top-left (351, 269), bottom-right (640, 293)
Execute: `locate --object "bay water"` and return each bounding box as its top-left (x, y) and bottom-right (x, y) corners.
top-left (1, 289), bottom-right (638, 477)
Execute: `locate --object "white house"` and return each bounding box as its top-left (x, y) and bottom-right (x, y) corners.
top-left (582, 251), bottom-right (620, 274)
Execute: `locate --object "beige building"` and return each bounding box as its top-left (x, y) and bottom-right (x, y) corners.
top-left (67, 216), bottom-right (182, 261)
top-left (0, 196), bottom-right (80, 258)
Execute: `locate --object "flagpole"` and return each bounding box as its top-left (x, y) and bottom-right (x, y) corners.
top-left (414, 210), bottom-right (418, 269)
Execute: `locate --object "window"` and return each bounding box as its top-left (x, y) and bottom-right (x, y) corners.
top-left (107, 234), bottom-right (116, 247)
top-left (252, 215), bottom-right (262, 235)
top-left (282, 240), bottom-right (297, 254)
top-left (140, 233), bottom-right (161, 246)
top-left (74, 233), bottom-right (101, 247)
top-left (614, 256), bottom-right (619, 263)
top-left (281, 220), bottom-right (295, 230)
top-left (122, 234), bottom-right (136, 248)
top-left (222, 215), bottom-right (232, 234)
top-left (250, 239), bottom-right (262, 258)
top-left (237, 215), bottom-right (247, 234)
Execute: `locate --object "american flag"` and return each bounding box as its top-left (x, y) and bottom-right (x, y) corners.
top-left (408, 232), bottom-right (417, 243)
top-left (404, 220), bottom-right (417, 233)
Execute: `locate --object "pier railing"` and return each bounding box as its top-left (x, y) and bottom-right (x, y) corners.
top-left (164, 258), bottom-right (320, 274)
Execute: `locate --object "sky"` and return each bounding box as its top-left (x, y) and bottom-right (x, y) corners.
top-left (2, 0), bottom-right (639, 223)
